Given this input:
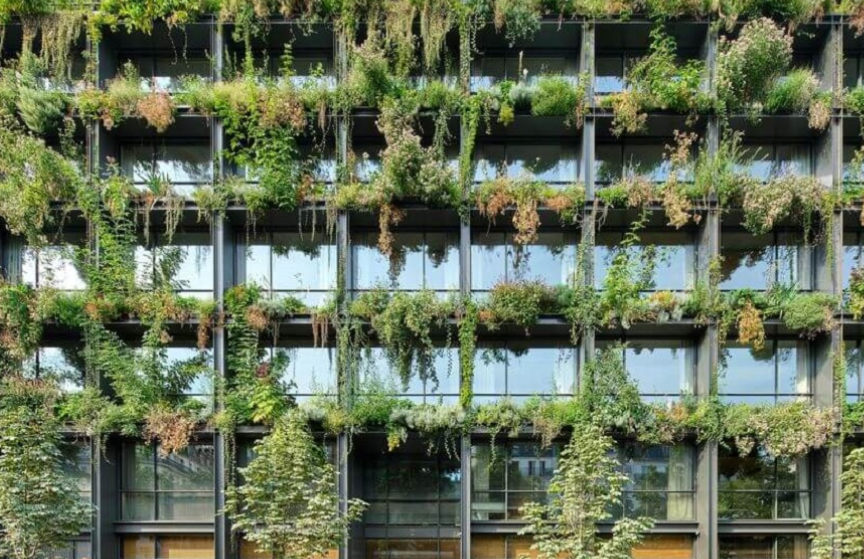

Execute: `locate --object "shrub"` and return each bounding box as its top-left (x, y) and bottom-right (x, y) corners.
top-left (531, 76), bottom-right (577, 117)
top-left (716, 18), bottom-right (793, 111)
top-left (764, 68), bottom-right (819, 114)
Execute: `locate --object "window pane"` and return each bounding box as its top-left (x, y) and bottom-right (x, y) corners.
top-left (157, 445), bottom-right (214, 491)
top-left (507, 347), bottom-right (576, 396)
top-left (281, 347), bottom-right (337, 395)
top-left (472, 233), bottom-right (507, 290)
top-left (510, 234), bottom-right (576, 285)
top-left (157, 492), bottom-right (215, 521)
top-left (271, 233), bottom-right (337, 294)
top-left (125, 445), bottom-right (155, 491)
top-left (596, 56), bottom-right (624, 94)
top-left (507, 444), bottom-right (556, 490)
top-left (625, 342), bottom-right (690, 399)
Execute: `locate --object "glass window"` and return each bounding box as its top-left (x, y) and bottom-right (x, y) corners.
top-left (358, 347), bottom-right (459, 403)
top-left (614, 444), bottom-right (695, 521)
top-left (473, 343), bottom-right (577, 403)
top-left (470, 54), bottom-right (576, 89)
top-left (595, 143), bottom-right (677, 184)
top-left (61, 441), bottom-right (92, 505)
top-left (44, 540), bottom-right (92, 559)
top-left (720, 233), bottom-right (802, 290)
top-left (595, 232), bottom-right (695, 291)
top-left (274, 346), bottom-right (338, 399)
top-left (596, 55), bottom-right (626, 94)
top-left (719, 341), bottom-right (809, 404)
top-left (354, 232), bottom-right (459, 293)
top-left (472, 232), bottom-right (578, 292)
top-left (121, 443), bottom-right (215, 521)
top-left (719, 445), bottom-right (810, 520)
top-left (121, 144), bottom-right (213, 196)
top-left (22, 242), bottom-right (86, 290)
top-left (471, 443), bottom-right (558, 521)
top-left (845, 55), bottom-right (862, 90)
top-left (135, 232), bottom-right (213, 297)
top-left (844, 232), bottom-right (864, 290)
top-left (843, 144), bottom-right (864, 185)
top-left (362, 452), bottom-right (460, 528)
top-left (25, 345), bottom-right (85, 392)
top-left (845, 341), bottom-right (864, 403)
top-left (474, 143), bottom-right (577, 184)
top-left (473, 535), bottom-right (693, 559)
top-left (245, 231), bottom-right (337, 306)
top-left (719, 536), bottom-right (808, 559)
top-left (123, 54), bottom-right (211, 91)
top-left (739, 144), bottom-right (811, 181)
top-left (595, 341), bottom-right (694, 403)
top-left (366, 539), bottom-right (460, 559)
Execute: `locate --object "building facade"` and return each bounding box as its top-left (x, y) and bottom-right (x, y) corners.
top-left (0, 4), bottom-right (861, 559)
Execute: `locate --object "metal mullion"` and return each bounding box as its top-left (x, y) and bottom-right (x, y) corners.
top-left (153, 445), bottom-right (160, 521)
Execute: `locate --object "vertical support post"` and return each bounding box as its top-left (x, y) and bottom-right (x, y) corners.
top-left (211, 18), bottom-right (231, 559)
top-left (334, 21), bottom-right (353, 559)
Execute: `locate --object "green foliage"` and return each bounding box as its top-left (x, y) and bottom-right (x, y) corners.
top-left (530, 75), bottom-right (587, 127)
top-left (475, 177), bottom-right (585, 244)
top-left (716, 18), bottom-right (793, 113)
top-left (580, 346), bottom-right (654, 436)
top-left (849, 266), bottom-right (864, 319)
top-left (349, 290), bottom-right (454, 390)
top-left (609, 27), bottom-right (706, 133)
top-left (91, 0), bottom-right (216, 35)
top-left (765, 68), bottom-right (820, 114)
top-left (16, 86), bottom-right (70, 135)
top-left (519, 420), bottom-right (654, 559)
top-left (480, 280), bottom-right (558, 331)
top-left (0, 378), bottom-right (91, 559)
top-left (458, 299), bottom-right (478, 409)
top-left (0, 122), bottom-right (84, 246)
top-left (226, 409), bottom-right (367, 559)
top-left (719, 401), bottom-right (835, 457)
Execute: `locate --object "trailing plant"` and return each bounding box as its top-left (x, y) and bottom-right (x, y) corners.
top-left (596, 214), bottom-right (659, 329)
top-left (849, 265), bottom-right (864, 318)
top-left (518, 419), bottom-right (655, 559)
top-left (334, 101), bottom-right (460, 256)
top-left (473, 397), bottom-right (526, 464)
top-left (458, 298), bottom-right (478, 409)
top-left (0, 282), bottom-right (43, 370)
top-left (0, 117), bottom-right (84, 246)
top-left (719, 401), bottom-right (835, 458)
top-left (475, 176), bottom-right (585, 244)
top-left (580, 345), bottom-right (656, 437)
top-left (91, 0), bottom-right (215, 36)
top-left (226, 408), bottom-right (367, 559)
top-left (223, 284), bottom-right (301, 425)
top-left (389, 403), bottom-right (466, 456)
top-left (349, 289), bottom-right (454, 391)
